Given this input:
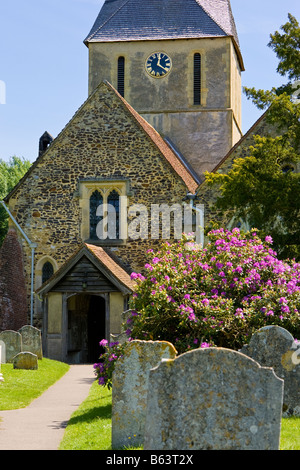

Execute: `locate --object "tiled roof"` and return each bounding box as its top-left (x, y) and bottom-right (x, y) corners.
top-left (85, 244), bottom-right (136, 291)
top-left (84, 0), bottom-right (243, 69)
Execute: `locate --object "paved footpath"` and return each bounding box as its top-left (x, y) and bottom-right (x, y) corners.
top-left (0, 364), bottom-right (95, 450)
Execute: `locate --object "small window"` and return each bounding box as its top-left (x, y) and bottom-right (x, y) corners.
top-left (193, 53), bottom-right (201, 105)
top-left (118, 56), bottom-right (125, 97)
top-left (42, 261), bottom-right (54, 284)
top-left (90, 190), bottom-right (103, 240)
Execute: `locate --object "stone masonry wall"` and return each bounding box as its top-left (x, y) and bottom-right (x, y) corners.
top-left (6, 82), bottom-right (190, 325)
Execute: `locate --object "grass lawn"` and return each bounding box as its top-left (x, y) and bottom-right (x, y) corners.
top-left (0, 358), bottom-right (69, 410)
top-left (59, 381), bottom-right (113, 450)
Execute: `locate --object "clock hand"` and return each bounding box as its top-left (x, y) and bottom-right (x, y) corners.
top-left (158, 64), bottom-right (169, 72)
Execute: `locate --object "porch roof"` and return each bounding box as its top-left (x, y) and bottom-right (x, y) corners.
top-left (36, 243), bottom-right (136, 296)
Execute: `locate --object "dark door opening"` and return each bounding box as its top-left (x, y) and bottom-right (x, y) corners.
top-left (87, 295), bottom-right (106, 363)
top-left (67, 294), bottom-right (106, 364)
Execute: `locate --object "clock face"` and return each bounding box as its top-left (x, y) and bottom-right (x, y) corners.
top-left (145, 52), bottom-right (172, 78)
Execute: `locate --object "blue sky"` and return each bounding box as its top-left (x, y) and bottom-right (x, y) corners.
top-left (0, 0), bottom-right (299, 163)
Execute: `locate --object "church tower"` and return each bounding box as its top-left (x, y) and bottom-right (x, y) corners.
top-left (84, 0), bottom-right (244, 179)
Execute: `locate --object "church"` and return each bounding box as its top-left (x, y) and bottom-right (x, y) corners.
top-left (0, 0), bottom-right (272, 363)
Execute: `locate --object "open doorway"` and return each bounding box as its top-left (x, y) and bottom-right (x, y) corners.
top-left (67, 294), bottom-right (107, 364)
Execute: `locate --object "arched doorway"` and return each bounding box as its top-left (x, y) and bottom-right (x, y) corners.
top-left (67, 294), bottom-right (107, 364)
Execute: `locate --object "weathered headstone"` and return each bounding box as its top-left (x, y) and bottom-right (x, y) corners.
top-left (111, 340), bottom-right (177, 449)
top-left (0, 330), bottom-right (22, 363)
top-left (0, 340), bottom-right (6, 363)
top-left (13, 352), bottom-right (38, 370)
top-left (144, 347), bottom-right (283, 450)
top-left (18, 325), bottom-right (43, 359)
top-left (0, 343), bottom-right (4, 382)
top-left (240, 325), bottom-right (300, 416)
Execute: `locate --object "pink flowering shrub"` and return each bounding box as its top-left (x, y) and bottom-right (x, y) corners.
top-left (93, 339), bottom-right (126, 389)
top-left (95, 228), bottom-right (300, 386)
top-left (127, 229), bottom-right (300, 353)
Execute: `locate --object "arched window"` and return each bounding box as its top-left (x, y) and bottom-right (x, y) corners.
top-left (42, 261), bottom-right (54, 284)
top-left (193, 53), bottom-right (201, 105)
top-left (90, 190), bottom-right (103, 240)
top-left (107, 189), bottom-right (120, 239)
top-left (118, 56), bottom-right (125, 97)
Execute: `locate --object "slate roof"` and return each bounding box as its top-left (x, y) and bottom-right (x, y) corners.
top-left (84, 0), bottom-right (244, 69)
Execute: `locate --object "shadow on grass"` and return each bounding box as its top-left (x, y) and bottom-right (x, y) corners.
top-left (67, 403), bottom-right (112, 426)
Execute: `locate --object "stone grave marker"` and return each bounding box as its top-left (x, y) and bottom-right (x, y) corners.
top-left (19, 325), bottom-right (43, 359)
top-left (0, 343), bottom-right (4, 382)
top-left (240, 325), bottom-right (300, 416)
top-left (0, 340), bottom-right (6, 363)
top-left (144, 347), bottom-right (283, 450)
top-left (111, 339), bottom-right (177, 449)
top-left (0, 330), bottom-right (22, 363)
top-left (13, 352), bottom-right (38, 370)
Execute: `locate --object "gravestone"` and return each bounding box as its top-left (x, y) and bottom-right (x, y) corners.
top-left (111, 340), bottom-right (177, 449)
top-left (240, 325), bottom-right (300, 416)
top-left (19, 325), bottom-right (43, 359)
top-left (0, 343), bottom-right (4, 382)
top-left (0, 340), bottom-right (6, 363)
top-left (144, 347), bottom-right (283, 450)
top-left (0, 330), bottom-right (22, 363)
top-left (13, 352), bottom-right (38, 370)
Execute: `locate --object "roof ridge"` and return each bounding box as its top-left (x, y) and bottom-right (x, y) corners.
top-left (5, 80), bottom-right (198, 202)
top-left (84, 0), bottom-right (131, 44)
top-left (194, 0), bottom-right (228, 36)
top-left (103, 81), bottom-right (199, 193)
top-left (199, 108), bottom-right (269, 182)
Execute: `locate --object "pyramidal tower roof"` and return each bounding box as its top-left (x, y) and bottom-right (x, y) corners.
top-left (84, 0), bottom-right (244, 70)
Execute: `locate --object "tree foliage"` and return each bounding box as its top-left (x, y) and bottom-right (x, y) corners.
top-left (0, 156), bottom-right (31, 246)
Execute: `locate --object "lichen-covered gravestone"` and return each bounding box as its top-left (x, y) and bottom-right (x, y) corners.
top-left (111, 340), bottom-right (177, 449)
top-left (144, 347), bottom-right (283, 450)
top-left (19, 325), bottom-right (43, 359)
top-left (240, 325), bottom-right (300, 416)
top-left (13, 352), bottom-right (38, 370)
top-left (0, 330), bottom-right (22, 363)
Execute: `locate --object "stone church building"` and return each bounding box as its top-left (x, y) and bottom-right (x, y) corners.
top-left (0, 0), bottom-right (274, 363)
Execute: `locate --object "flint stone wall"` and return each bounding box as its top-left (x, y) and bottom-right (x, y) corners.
top-left (144, 347), bottom-right (283, 450)
top-left (240, 325), bottom-right (300, 416)
top-left (112, 339), bottom-right (177, 449)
